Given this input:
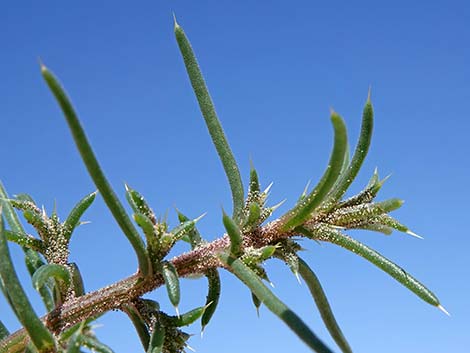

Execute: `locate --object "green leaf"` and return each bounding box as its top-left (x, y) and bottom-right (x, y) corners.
top-left (177, 210), bottom-right (203, 248)
top-left (218, 253), bottom-right (333, 353)
top-left (251, 291), bottom-right (262, 316)
top-left (322, 96), bottom-right (374, 209)
top-left (63, 191), bottom-right (97, 240)
top-left (3, 230), bottom-right (44, 252)
top-left (69, 262), bottom-right (85, 297)
top-left (122, 304), bottom-right (150, 350)
top-left (281, 111), bottom-right (348, 230)
top-left (32, 264), bottom-right (71, 290)
top-left (80, 336), bottom-right (114, 353)
top-left (298, 225), bottom-right (441, 307)
top-left (0, 211), bottom-right (56, 352)
top-left (133, 213), bottom-right (160, 257)
top-left (147, 322), bottom-right (165, 353)
top-left (41, 64), bottom-right (150, 277)
top-left (222, 210), bottom-right (243, 257)
top-left (201, 268), bottom-right (221, 332)
top-left (161, 261), bottom-right (181, 314)
top-left (0, 321), bottom-right (9, 340)
top-left (169, 306), bottom-right (206, 327)
top-left (125, 185), bottom-right (157, 224)
top-left (242, 202), bottom-right (262, 231)
top-left (174, 19), bottom-right (244, 222)
top-left (298, 257), bottom-right (352, 353)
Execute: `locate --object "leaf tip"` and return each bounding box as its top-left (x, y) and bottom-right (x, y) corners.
top-left (173, 12), bottom-right (180, 29)
top-left (406, 230), bottom-right (424, 240)
top-left (437, 304), bottom-right (450, 316)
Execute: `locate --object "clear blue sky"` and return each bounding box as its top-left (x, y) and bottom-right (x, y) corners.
top-left (1, 1), bottom-right (469, 352)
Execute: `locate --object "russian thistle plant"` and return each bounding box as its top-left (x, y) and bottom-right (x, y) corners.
top-left (0, 18), bottom-right (446, 353)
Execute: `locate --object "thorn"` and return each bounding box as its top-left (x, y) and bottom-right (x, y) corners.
top-left (124, 183), bottom-right (130, 192)
top-left (256, 307), bottom-right (260, 318)
top-left (269, 281), bottom-right (275, 288)
top-left (270, 199), bottom-right (286, 212)
top-left (437, 304), bottom-right (450, 316)
top-left (186, 344), bottom-right (196, 352)
top-left (294, 271), bottom-right (301, 284)
top-left (41, 205), bottom-right (47, 218)
top-left (263, 182), bottom-right (273, 195)
top-left (406, 230), bottom-right (424, 240)
top-left (200, 326), bottom-right (205, 338)
top-left (367, 85), bottom-right (372, 102)
top-left (329, 107), bottom-right (337, 116)
top-left (173, 12), bottom-right (179, 28)
top-left (194, 212), bottom-right (207, 223)
top-left (175, 306), bottom-right (180, 318)
top-left (79, 221), bottom-right (91, 226)
top-left (38, 57), bottom-right (46, 71)
top-left (301, 180), bottom-right (311, 198)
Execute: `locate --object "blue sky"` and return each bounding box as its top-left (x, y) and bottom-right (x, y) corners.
top-left (1, 1), bottom-right (469, 352)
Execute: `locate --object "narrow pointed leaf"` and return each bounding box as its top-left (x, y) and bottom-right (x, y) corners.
top-left (161, 261), bottom-right (181, 310)
top-left (323, 97), bottom-right (374, 209)
top-left (0, 213), bottom-right (56, 352)
top-left (219, 253), bottom-right (334, 353)
top-left (125, 185), bottom-right (157, 224)
top-left (33, 263), bottom-right (71, 290)
top-left (147, 322), bottom-right (165, 353)
top-left (177, 211), bottom-right (202, 248)
top-left (249, 164), bottom-right (260, 195)
top-left (174, 19), bottom-right (244, 221)
top-left (63, 191), bottom-right (97, 240)
top-left (243, 202), bottom-right (262, 230)
top-left (251, 291), bottom-right (262, 315)
top-left (41, 64), bottom-right (150, 277)
top-left (0, 321), bottom-right (9, 340)
top-left (222, 210), bottom-right (243, 257)
top-left (298, 225), bottom-right (440, 307)
top-left (281, 112), bottom-right (348, 230)
top-left (80, 336), bottom-right (114, 353)
top-left (201, 268), bottom-right (221, 331)
top-left (69, 263), bottom-right (85, 296)
top-left (122, 305), bottom-right (150, 350)
top-left (3, 230), bottom-right (44, 252)
top-left (133, 213), bottom-right (160, 256)
top-left (298, 257), bottom-right (352, 353)
top-left (122, 304), bottom-right (150, 350)
top-left (170, 306), bottom-right (206, 327)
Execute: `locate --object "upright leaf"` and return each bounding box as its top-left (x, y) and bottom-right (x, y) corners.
top-left (174, 18), bottom-right (244, 221)
top-left (281, 111), bottom-right (348, 230)
top-left (322, 96), bottom-right (374, 209)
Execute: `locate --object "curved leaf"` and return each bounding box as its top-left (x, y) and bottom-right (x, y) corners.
top-left (298, 257), bottom-right (352, 353)
top-left (299, 225), bottom-right (440, 307)
top-left (41, 64), bottom-right (150, 277)
top-left (219, 252), bottom-right (334, 353)
top-left (322, 97), bottom-right (374, 209)
top-left (281, 112), bottom-right (348, 230)
top-left (201, 268), bottom-right (221, 332)
top-left (63, 191), bottom-right (97, 240)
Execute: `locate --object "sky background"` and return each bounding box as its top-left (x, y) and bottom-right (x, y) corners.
top-left (1, 1), bottom-right (469, 352)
